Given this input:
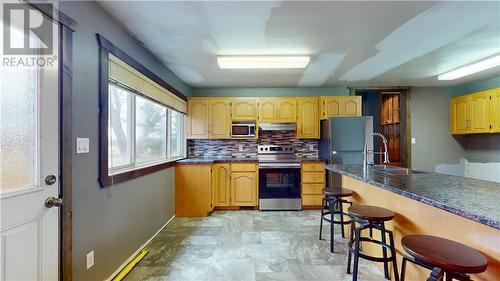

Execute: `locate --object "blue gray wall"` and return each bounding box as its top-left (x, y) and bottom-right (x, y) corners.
top-left (58, 2), bottom-right (189, 280)
top-left (192, 86), bottom-right (348, 97)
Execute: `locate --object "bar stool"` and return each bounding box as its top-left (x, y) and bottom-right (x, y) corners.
top-left (347, 205), bottom-right (399, 281)
top-left (401, 235), bottom-right (488, 281)
top-left (319, 187), bottom-right (353, 253)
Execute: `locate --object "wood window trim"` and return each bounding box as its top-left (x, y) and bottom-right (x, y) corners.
top-left (97, 34), bottom-right (187, 188)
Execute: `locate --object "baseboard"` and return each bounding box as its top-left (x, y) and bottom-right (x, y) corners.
top-left (105, 215), bottom-right (175, 281)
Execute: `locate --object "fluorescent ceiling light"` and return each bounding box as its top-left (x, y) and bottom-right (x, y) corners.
top-left (218, 56), bottom-right (310, 69)
top-left (438, 54), bottom-right (500, 80)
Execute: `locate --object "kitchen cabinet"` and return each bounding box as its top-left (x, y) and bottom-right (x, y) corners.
top-left (491, 89), bottom-right (500, 133)
top-left (212, 163), bottom-right (231, 207)
top-left (321, 96), bottom-right (362, 119)
top-left (450, 88), bottom-right (498, 135)
top-left (258, 97), bottom-right (296, 122)
top-left (209, 98), bottom-right (231, 138)
top-left (231, 98), bottom-right (258, 120)
top-left (187, 97), bottom-right (230, 139)
top-left (187, 98), bottom-right (209, 139)
top-left (175, 164), bottom-right (213, 217)
top-left (296, 97), bottom-right (320, 139)
top-left (230, 163), bottom-right (258, 206)
top-left (301, 162), bottom-right (325, 207)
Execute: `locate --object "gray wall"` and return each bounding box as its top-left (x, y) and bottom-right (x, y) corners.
top-left (410, 87), bottom-right (467, 171)
top-left (58, 2), bottom-right (188, 280)
top-left (192, 86), bottom-right (348, 97)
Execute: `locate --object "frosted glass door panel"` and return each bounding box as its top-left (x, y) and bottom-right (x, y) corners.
top-left (0, 68), bottom-right (38, 193)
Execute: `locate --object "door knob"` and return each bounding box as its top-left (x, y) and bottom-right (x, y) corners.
top-left (45, 197), bottom-right (63, 208)
top-left (45, 175), bottom-right (57, 185)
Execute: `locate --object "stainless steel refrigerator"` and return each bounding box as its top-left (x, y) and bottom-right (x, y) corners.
top-left (319, 116), bottom-right (373, 187)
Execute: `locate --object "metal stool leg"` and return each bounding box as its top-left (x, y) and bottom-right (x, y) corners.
top-left (401, 256), bottom-right (408, 281)
top-left (329, 198), bottom-right (335, 253)
top-left (388, 229), bottom-right (399, 281)
top-left (380, 223), bottom-right (389, 279)
top-left (352, 226), bottom-right (362, 281)
top-left (347, 220), bottom-right (355, 274)
top-left (319, 197), bottom-right (325, 240)
top-left (338, 198), bottom-right (346, 238)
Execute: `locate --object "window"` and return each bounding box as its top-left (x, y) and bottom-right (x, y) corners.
top-left (107, 82), bottom-right (187, 175)
top-left (98, 34), bottom-right (188, 187)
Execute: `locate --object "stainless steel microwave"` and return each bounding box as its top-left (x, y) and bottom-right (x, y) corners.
top-left (231, 123), bottom-right (256, 138)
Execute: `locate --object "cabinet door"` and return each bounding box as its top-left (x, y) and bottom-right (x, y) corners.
top-left (175, 164), bottom-right (212, 217)
top-left (212, 164), bottom-right (231, 207)
top-left (230, 171), bottom-right (257, 206)
top-left (491, 89), bottom-right (500, 133)
top-left (296, 97), bottom-right (319, 139)
top-left (232, 98), bottom-right (257, 120)
top-left (187, 98), bottom-right (209, 139)
top-left (209, 98), bottom-right (231, 139)
top-left (277, 98), bottom-right (296, 122)
top-left (258, 98), bottom-right (278, 122)
top-left (341, 96), bottom-right (362, 116)
top-left (469, 91), bottom-right (490, 133)
top-left (450, 96), bottom-right (468, 135)
top-left (321, 96), bottom-right (342, 119)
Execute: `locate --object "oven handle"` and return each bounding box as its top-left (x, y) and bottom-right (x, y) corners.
top-left (258, 163), bottom-right (301, 169)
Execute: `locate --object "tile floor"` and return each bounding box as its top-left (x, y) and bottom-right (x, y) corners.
top-left (124, 211), bottom-right (384, 281)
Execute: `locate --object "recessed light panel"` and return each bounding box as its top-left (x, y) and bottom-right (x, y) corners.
top-left (438, 54), bottom-right (500, 80)
top-left (218, 56), bottom-right (310, 69)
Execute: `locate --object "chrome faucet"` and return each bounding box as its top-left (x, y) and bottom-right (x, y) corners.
top-left (363, 133), bottom-right (390, 168)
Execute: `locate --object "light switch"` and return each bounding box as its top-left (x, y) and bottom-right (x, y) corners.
top-left (411, 138), bottom-right (416, 145)
top-left (76, 138), bottom-right (90, 154)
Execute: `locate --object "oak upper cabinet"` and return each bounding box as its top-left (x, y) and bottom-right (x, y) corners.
top-left (469, 91), bottom-right (490, 134)
top-left (321, 96), bottom-right (362, 119)
top-left (187, 98), bottom-right (209, 139)
top-left (212, 163), bottom-right (231, 207)
top-left (209, 98), bottom-right (231, 138)
top-left (296, 97), bottom-right (320, 139)
top-left (450, 96), bottom-right (468, 135)
top-left (258, 98), bottom-right (278, 122)
top-left (277, 98), bottom-right (297, 122)
top-left (231, 98), bottom-right (258, 120)
top-left (491, 89), bottom-right (500, 133)
top-left (230, 163), bottom-right (258, 206)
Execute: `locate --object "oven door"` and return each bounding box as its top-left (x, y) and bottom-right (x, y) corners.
top-left (259, 168), bottom-right (301, 199)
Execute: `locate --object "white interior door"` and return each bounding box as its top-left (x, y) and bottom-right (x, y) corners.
top-left (0, 8), bottom-right (60, 281)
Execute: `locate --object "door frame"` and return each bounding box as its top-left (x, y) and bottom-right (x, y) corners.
top-left (24, 2), bottom-right (76, 280)
top-left (348, 86), bottom-right (412, 168)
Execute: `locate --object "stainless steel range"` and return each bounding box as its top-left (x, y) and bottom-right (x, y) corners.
top-left (258, 145), bottom-right (301, 211)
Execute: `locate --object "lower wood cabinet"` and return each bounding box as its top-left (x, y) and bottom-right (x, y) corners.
top-left (230, 171), bottom-right (258, 206)
top-left (175, 164), bottom-right (213, 217)
top-left (212, 163), bottom-right (258, 208)
top-left (301, 162), bottom-right (326, 207)
top-left (212, 163), bottom-right (231, 206)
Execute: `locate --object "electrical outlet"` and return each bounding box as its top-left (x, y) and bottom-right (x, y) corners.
top-left (411, 138), bottom-right (416, 145)
top-left (87, 251), bottom-right (94, 269)
top-left (77, 138), bottom-right (90, 154)
top-left (239, 144), bottom-right (244, 152)
top-left (308, 144), bottom-right (314, 151)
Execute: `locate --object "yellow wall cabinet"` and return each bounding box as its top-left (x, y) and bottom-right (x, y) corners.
top-left (450, 88), bottom-right (499, 135)
top-left (230, 163), bottom-right (258, 206)
top-left (231, 98), bottom-right (258, 120)
top-left (212, 163), bottom-right (231, 207)
top-left (258, 97), bottom-right (296, 122)
top-left (296, 97), bottom-right (320, 139)
top-left (187, 97), bottom-right (230, 139)
top-left (301, 162), bottom-right (326, 207)
top-left (187, 98), bottom-right (209, 139)
top-left (209, 98), bottom-right (231, 138)
top-left (321, 96), bottom-right (362, 119)
top-left (175, 164), bottom-right (213, 217)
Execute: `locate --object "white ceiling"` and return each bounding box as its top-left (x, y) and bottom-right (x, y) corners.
top-left (97, 1), bottom-right (500, 88)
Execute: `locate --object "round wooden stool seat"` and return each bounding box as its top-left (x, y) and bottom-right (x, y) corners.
top-left (322, 187), bottom-right (353, 197)
top-left (401, 235), bottom-right (488, 274)
top-left (348, 205), bottom-right (394, 222)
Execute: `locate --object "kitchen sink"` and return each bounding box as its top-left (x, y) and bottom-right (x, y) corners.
top-left (371, 165), bottom-right (429, 175)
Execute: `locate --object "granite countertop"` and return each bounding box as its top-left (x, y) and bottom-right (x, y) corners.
top-left (325, 164), bottom-right (500, 230)
top-left (177, 157), bottom-right (325, 164)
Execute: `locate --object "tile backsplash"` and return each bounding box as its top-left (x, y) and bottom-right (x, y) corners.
top-left (188, 131), bottom-right (319, 158)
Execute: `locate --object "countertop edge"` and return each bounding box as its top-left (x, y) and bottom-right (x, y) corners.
top-left (176, 158), bottom-right (326, 165)
top-left (327, 166), bottom-right (500, 230)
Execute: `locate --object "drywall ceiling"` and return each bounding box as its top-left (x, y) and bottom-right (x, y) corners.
top-left (97, 1), bottom-right (500, 87)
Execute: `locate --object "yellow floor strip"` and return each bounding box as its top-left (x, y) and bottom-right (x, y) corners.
top-left (112, 249), bottom-right (149, 281)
